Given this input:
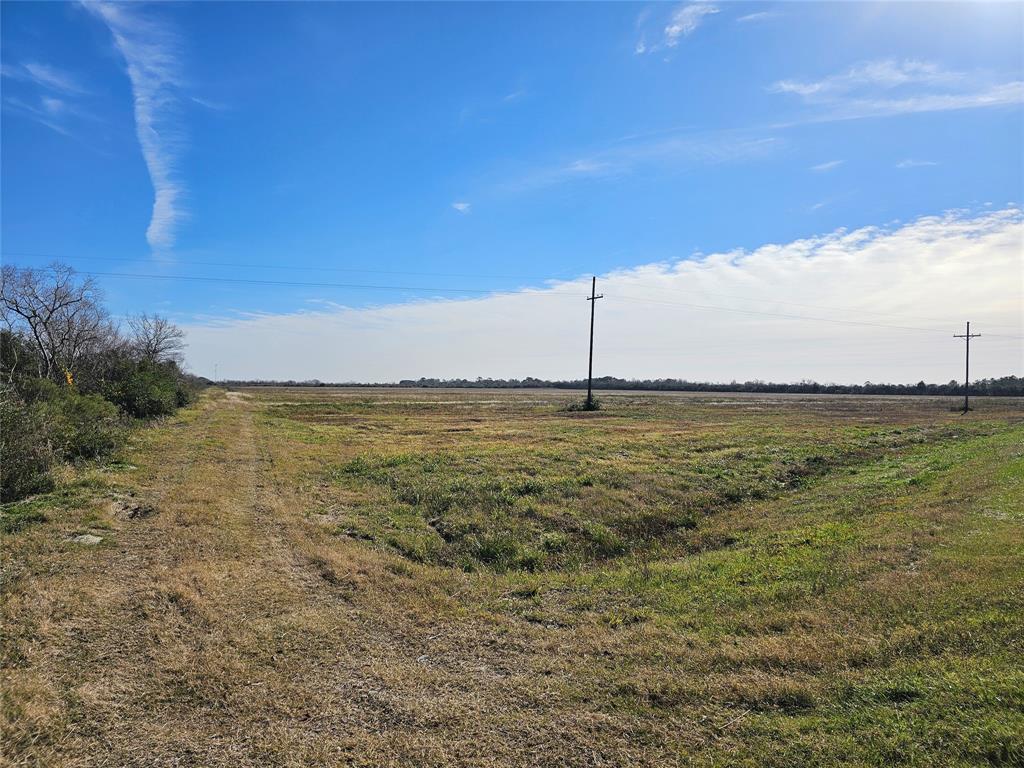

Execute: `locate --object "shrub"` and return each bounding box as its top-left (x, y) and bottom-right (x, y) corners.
top-left (0, 384), bottom-right (54, 502)
top-left (102, 358), bottom-right (181, 418)
top-left (175, 379), bottom-right (196, 408)
top-left (35, 388), bottom-right (124, 461)
top-left (16, 375), bottom-right (61, 404)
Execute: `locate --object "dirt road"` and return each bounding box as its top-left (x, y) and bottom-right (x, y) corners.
top-left (2, 392), bottom-right (679, 767)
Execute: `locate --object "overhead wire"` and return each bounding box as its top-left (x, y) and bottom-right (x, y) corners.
top-left (6, 249), bottom-right (1021, 331)
top-left (74, 270), bottom-right (585, 297)
top-left (3, 255), bottom-right (1021, 340)
top-left (0, 250), bottom-right (568, 283)
top-left (600, 276), bottom-right (1020, 328)
top-left (608, 294), bottom-right (1024, 338)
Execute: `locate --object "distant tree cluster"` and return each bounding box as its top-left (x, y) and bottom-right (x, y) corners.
top-left (2, 263), bottom-right (202, 502)
top-left (219, 374), bottom-right (1024, 396)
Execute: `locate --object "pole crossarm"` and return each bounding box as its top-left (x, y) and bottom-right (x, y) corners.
top-left (953, 321), bottom-right (981, 412)
top-left (586, 277), bottom-right (603, 408)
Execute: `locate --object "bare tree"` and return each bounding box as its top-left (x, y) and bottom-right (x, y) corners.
top-left (0, 330), bottom-right (33, 386)
top-left (128, 313), bottom-right (186, 363)
top-left (0, 263), bottom-right (114, 383)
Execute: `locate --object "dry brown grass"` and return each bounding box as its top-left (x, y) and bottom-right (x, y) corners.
top-left (2, 388), bottom-right (1022, 766)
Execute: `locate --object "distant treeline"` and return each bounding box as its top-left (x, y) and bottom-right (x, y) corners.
top-left (218, 374), bottom-right (1024, 396)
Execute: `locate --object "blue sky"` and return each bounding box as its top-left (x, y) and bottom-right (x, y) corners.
top-left (2, 2), bottom-right (1022, 381)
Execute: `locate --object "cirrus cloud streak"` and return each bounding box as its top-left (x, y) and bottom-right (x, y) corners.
top-left (86, 2), bottom-right (186, 253)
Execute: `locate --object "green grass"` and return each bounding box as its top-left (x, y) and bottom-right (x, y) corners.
top-left (3, 388), bottom-right (1021, 766)
top-left (311, 416), bottom-right (1004, 574)
top-left (0, 475), bottom-right (115, 535)
top-left (0, 499), bottom-right (48, 534)
top-left (264, 390), bottom-right (1024, 764)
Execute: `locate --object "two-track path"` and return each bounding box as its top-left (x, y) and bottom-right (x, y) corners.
top-left (3, 391), bottom-right (673, 768)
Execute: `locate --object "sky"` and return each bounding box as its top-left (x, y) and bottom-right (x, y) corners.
top-left (2, 1), bottom-right (1022, 383)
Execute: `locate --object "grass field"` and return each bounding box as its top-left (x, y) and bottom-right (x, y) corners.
top-left (2, 387), bottom-right (1022, 767)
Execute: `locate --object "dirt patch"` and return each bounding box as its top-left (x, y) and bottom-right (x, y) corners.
top-left (109, 498), bottom-right (158, 521)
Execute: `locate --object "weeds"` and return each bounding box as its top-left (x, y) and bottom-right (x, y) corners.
top-left (3, 387), bottom-right (1022, 767)
top-left (564, 397), bottom-right (601, 412)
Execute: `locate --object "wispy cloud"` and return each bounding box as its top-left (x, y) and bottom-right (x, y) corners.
top-left (635, 3), bottom-right (718, 56)
top-left (41, 96), bottom-right (65, 114)
top-left (2, 96), bottom-right (74, 137)
top-left (181, 207), bottom-right (1023, 383)
top-left (1, 61), bottom-right (88, 94)
top-left (1, 61), bottom-right (94, 136)
top-left (190, 95), bottom-right (228, 111)
top-left (86, 2), bottom-right (186, 252)
top-left (501, 58), bottom-right (1015, 196)
top-left (459, 83), bottom-right (528, 124)
top-left (771, 60), bottom-right (962, 98)
top-left (736, 11), bottom-right (779, 23)
top-left (451, 202), bottom-right (472, 214)
top-left (770, 59), bottom-right (1023, 121)
top-left (820, 83), bottom-right (1022, 121)
top-left (665, 4), bottom-right (719, 45)
top-left (896, 159), bottom-right (939, 169)
top-left (511, 132), bottom-right (779, 191)
top-left (566, 158), bottom-right (612, 175)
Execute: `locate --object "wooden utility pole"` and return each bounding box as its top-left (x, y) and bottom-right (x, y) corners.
top-left (586, 276), bottom-right (603, 409)
top-left (953, 321), bottom-right (981, 412)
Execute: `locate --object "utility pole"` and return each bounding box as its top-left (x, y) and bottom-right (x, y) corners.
top-left (586, 276), bottom-right (603, 409)
top-left (953, 322), bottom-right (981, 412)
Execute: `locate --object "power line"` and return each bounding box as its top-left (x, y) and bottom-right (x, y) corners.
top-left (7, 249), bottom-right (1020, 331)
top-left (47, 270), bottom-right (1024, 338)
top-left (611, 294), bottom-right (946, 333)
top-left (0, 250), bottom-right (569, 283)
top-left (609, 294), bottom-right (1024, 339)
top-left (601, 276), bottom-right (1020, 329)
top-left (5, 260), bottom-right (1021, 341)
top-left (80, 269), bottom-right (1019, 337)
top-left (73, 270), bottom-right (586, 297)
